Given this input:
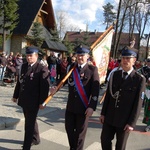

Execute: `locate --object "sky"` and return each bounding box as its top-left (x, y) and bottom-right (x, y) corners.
top-left (51, 0), bottom-right (119, 32)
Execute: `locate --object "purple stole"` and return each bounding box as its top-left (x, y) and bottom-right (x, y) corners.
top-left (73, 68), bottom-right (89, 108)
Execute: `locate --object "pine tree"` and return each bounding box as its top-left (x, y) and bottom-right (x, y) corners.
top-left (81, 32), bottom-right (91, 47)
top-left (50, 26), bottom-right (60, 42)
top-left (103, 2), bottom-right (116, 29)
top-left (0, 0), bottom-right (19, 51)
top-left (62, 38), bottom-right (74, 54)
top-left (25, 22), bottom-right (44, 48)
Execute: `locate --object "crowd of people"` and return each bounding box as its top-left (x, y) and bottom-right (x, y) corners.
top-left (0, 49), bottom-right (96, 87)
top-left (0, 44), bottom-right (149, 150)
top-left (0, 51), bottom-right (24, 85)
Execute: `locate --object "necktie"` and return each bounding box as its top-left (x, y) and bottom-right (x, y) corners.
top-left (28, 64), bottom-right (31, 70)
top-left (78, 66), bottom-right (81, 72)
top-left (122, 72), bottom-right (128, 80)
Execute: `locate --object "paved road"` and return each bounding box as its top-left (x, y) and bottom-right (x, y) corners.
top-left (0, 84), bottom-right (150, 150)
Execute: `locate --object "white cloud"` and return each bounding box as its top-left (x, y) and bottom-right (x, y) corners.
top-left (51, 0), bottom-right (105, 31)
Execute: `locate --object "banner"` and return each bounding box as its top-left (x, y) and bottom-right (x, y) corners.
top-left (91, 26), bottom-right (114, 84)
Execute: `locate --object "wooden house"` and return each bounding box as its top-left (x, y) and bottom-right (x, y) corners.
top-left (1, 0), bottom-right (67, 55)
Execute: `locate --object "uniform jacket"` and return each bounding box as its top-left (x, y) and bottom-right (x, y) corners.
top-left (13, 62), bottom-right (50, 109)
top-left (101, 69), bottom-right (146, 128)
top-left (67, 63), bottom-right (100, 114)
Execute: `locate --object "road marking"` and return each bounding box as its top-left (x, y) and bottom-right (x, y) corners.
top-left (40, 129), bottom-right (69, 147)
top-left (40, 129), bottom-right (115, 149)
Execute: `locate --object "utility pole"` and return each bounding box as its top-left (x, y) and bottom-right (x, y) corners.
top-left (146, 32), bottom-right (150, 58)
top-left (112, 0), bottom-right (122, 58)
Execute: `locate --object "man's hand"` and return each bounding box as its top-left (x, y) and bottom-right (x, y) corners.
top-left (11, 98), bottom-right (17, 103)
top-left (39, 104), bottom-right (46, 109)
top-left (85, 108), bottom-right (93, 117)
top-left (49, 86), bottom-right (57, 95)
top-left (99, 115), bottom-right (105, 124)
top-left (124, 124), bottom-right (134, 132)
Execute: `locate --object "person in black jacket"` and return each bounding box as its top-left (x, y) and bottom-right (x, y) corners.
top-left (12, 46), bottom-right (50, 150)
top-left (0, 52), bottom-right (8, 85)
top-left (138, 58), bottom-right (150, 82)
top-left (99, 46), bottom-right (146, 150)
top-left (51, 45), bottom-right (100, 150)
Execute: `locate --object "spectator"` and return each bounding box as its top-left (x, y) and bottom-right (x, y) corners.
top-left (40, 54), bottom-right (48, 67)
top-left (15, 53), bottom-right (23, 82)
top-left (56, 53), bottom-right (62, 81)
top-left (143, 77), bottom-right (150, 132)
top-left (0, 52), bottom-right (8, 85)
top-left (67, 53), bottom-right (73, 65)
top-left (60, 56), bottom-right (68, 81)
top-left (47, 52), bottom-right (57, 85)
top-left (105, 57), bottom-right (115, 84)
top-left (47, 51), bottom-right (57, 70)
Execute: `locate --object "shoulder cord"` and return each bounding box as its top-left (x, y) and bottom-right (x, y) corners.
top-left (109, 72), bottom-right (119, 100)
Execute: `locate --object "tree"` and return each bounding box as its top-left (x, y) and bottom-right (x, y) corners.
top-left (62, 38), bottom-right (74, 54)
top-left (50, 25), bottom-right (60, 42)
top-left (0, 0), bottom-right (19, 52)
top-left (81, 32), bottom-right (91, 47)
top-left (25, 22), bottom-right (44, 48)
top-left (103, 2), bottom-right (116, 29)
top-left (112, 0), bottom-right (150, 58)
top-left (55, 10), bottom-right (79, 40)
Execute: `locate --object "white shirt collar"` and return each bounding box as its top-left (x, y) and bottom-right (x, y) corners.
top-left (28, 62), bottom-right (36, 67)
top-left (78, 63), bottom-right (87, 68)
top-left (123, 67), bottom-right (134, 76)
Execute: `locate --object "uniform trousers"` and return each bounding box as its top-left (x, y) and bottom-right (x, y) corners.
top-left (101, 121), bottom-right (130, 150)
top-left (22, 107), bottom-right (40, 150)
top-left (65, 110), bottom-right (89, 150)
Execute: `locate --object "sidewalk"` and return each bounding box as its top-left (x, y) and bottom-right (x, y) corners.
top-left (0, 84), bottom-right (106, 130)
top-left (0, 84), bottom-right (68, 130)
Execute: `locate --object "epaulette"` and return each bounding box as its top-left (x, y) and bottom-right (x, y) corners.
top-left (88, 63), bottom-right (96, 69)
top-left (135, 71), bottom-right (144, 78)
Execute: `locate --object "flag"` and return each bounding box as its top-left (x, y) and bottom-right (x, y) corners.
top-left (90, 26), bottom-right (114, 84)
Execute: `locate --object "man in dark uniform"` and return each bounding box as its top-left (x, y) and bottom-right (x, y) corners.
top-left (99, 46), bottom-right (146, 150)
top-left (51, 45), bottom-right (100, 150)
top-left (12, 46), bottom-right (50, 150)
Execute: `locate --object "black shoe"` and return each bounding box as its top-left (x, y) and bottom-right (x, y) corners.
top-left (31, 141), bottom-right (40, 146)
top-left (21, 141), bottom-right (40, 148)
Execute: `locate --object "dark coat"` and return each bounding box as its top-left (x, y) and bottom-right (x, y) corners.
top-left (0, 56), bottom-right (7, 67)
top-left (13, 62), bottom-right (50, 109)
top-left (67, 63), bottom-right (100, 114)
top-left (101, 69), bottom-right (146, 128)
